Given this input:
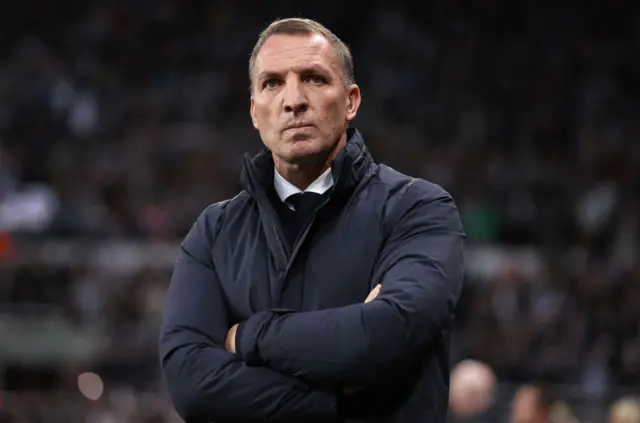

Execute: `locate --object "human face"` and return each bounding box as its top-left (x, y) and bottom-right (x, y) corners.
top-left (511, 388), bottom-right (545, 423)
top-left (250, 33), bottom-right (360, 168)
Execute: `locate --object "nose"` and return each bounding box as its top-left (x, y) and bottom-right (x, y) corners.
top-left (282, 79), bottom-right (308, 115)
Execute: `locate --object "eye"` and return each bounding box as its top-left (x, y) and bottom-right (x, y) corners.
top-left (304, 74), bottom-right (327, 84)
top-left (262, 79), bottom-right (281, 89)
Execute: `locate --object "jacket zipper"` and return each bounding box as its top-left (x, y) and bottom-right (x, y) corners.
top-left (283, 150), bottom-right (368, 277)
top-left (283, 196), bottom-right (331, 280)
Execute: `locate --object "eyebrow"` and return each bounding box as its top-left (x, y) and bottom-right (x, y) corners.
top-left (257, 64), bottom-right (331, 81)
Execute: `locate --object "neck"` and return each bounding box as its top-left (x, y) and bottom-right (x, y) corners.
top-left (274, 133), bottom-right (346, 190)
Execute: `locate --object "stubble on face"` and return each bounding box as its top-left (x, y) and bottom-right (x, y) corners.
top-left (250, 33), bottom-right (357, 186)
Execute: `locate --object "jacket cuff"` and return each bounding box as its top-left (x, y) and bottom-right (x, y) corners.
top-left (235, 311), bottom-right (271, 365)
top-left (236, 309), bottom-right (297, 365)
top-left (234, 322), bottom-right (246, 357)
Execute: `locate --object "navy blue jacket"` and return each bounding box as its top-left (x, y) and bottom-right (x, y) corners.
top-left (159, 129), bottom-right (466, 423)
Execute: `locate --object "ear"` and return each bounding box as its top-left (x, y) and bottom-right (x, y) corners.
top-left (249, 97), bottom-right (259, 130)
top-left (345, 84), bottom-right (361, 122)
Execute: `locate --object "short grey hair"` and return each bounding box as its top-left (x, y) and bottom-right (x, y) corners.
top-left (249, 18), bottom-right (355, 92)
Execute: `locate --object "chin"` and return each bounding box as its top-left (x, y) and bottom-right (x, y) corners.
top-left (282, 140), bottom-right (329, 164)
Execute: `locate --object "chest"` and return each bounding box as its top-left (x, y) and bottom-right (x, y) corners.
top-left (212, 198), bottom-right (386, 320)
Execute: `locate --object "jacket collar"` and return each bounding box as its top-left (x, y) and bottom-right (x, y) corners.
top-left (273, 166), bottom-right (333, 202)
top-left (240, 128), bottom-right (374, 203)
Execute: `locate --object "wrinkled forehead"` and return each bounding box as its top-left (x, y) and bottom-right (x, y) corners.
top-left (253, 33), bottom-right (340, 77)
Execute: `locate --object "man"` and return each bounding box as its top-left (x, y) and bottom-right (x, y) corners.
top-left (510, 384), bottom-right (556, 423)
top-left (449, 359), bottom-right (496, 419)
top-left (609, 397), bottom-right (640, 423)
top-left (159, 17), bottom-right (465, 423)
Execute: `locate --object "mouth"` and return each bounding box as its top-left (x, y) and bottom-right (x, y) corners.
top-left (283, 123), bottom-right (314, 132)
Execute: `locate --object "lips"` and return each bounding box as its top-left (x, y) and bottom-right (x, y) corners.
top-left (283, 123), bottom-right (313, 131)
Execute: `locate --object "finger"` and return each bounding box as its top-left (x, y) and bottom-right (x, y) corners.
top-left (364, 288), bottom-right (376, 303)
top-left (364, 284), bottom-right (382, 303)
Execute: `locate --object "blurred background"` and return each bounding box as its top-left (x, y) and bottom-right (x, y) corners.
top-left (0, 1), bottom-right (638, 422)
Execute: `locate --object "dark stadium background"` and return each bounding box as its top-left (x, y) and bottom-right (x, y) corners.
top-left (0, 1), bottom-right (638, 422)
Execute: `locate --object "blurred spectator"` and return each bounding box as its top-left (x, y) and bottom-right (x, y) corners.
top-left (609, 397), bottom-right (640, 423)
top-left (510, 384), bottom-right (556, 423)
top-left (449, 359), bottom-right (496, 420)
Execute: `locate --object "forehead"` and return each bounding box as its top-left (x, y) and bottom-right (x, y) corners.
top-left (254, 33), bottom-right (340, 75)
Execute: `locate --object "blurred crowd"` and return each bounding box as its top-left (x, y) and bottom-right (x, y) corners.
top-left (0, 1), bottom-right (639, 422)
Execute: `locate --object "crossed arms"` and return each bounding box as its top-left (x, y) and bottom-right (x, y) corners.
top-left (159, 184), bottom-right (465, 423)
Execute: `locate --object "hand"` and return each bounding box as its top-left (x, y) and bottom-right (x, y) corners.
top-left (225, 323), bottom-right (239, 353)
top-left (364, 284), bottom-right (381, 303)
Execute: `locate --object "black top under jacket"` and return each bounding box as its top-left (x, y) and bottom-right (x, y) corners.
top-left (159, 128), bottom-right (466, 423)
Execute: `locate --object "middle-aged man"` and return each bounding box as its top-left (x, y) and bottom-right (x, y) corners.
top-left (160, 17), bottom-right (466, 423)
